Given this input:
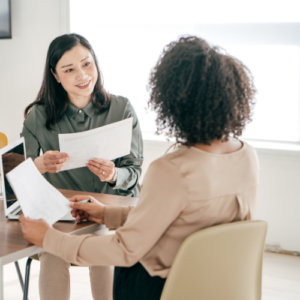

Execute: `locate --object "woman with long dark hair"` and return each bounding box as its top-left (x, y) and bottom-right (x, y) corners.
top-left (20, 36), bottom-right (259, 300)
top-left (21, 34), bottom-right (143, 300)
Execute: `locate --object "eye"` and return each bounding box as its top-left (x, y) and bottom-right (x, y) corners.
top-left (65, 68), bottom-right (73, 73)
top-left (84, 61), bottom-right (91, 67)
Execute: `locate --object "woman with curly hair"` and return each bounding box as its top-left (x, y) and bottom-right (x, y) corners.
top-left (20, 36), bottom-right (259, 300)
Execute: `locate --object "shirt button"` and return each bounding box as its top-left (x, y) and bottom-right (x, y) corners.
top-left (79, 110), bottom-right (82, 113)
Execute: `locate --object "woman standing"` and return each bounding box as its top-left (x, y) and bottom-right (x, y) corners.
top-left (21, 34), bottom-right (143, 300)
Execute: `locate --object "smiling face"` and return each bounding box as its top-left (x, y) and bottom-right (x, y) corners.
top-left (52, 44), bottom-right (98, 108)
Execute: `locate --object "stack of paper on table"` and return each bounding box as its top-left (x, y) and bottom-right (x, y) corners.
top-left (59, 117), bottom-right (133, 171)
top-left (6, 158), bottom-right (71, 225)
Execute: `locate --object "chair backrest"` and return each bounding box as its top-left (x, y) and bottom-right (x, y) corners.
top-left (0, 132), bottom-right (8, 149)
top-left (160, 220), bottom-right (268, 300)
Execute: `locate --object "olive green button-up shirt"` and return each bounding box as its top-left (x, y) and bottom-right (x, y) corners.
top-left (21, 95), bottom-right (143, 197)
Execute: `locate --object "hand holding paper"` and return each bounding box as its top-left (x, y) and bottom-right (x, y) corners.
top-left (59, 118), bottom-right (133, 171)
top-left (6, 158), bottom-right (71, 225)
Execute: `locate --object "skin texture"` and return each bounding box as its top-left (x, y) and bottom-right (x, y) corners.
top-left (87, 158), bottom-right (116, 183)
top-left (34, 151), bottom-right (69, 174)
top-left (19, 195), bottom-right (105, 246)
top-left (69, 195), bottom-right (105, 224)
top-left (51, 44), bottom-right (98, 110)
top-left (19, 215), bottom-right (50, 248)
top-left (34, 44), bottom-right (116, 182)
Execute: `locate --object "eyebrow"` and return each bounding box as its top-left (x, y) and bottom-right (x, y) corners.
top-left (61, 56), bottom-right (90, 68)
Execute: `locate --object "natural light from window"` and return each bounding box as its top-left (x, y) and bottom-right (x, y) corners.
top-left (71, 0), bottom-right (300, 142)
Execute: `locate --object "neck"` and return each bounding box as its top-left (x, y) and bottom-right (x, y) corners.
top-left (194, 138), bottom-right (243, 154)
top-left (68, 94), bottom-right (91, 109)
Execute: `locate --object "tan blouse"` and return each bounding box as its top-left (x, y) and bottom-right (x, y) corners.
top-left (43, 142), bottom-right (259, 278)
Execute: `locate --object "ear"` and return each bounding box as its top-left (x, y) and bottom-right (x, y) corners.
top-left (51, 68), bottom-right (60, 83)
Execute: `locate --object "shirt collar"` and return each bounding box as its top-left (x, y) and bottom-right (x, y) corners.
top-left (66, 101), bottom-right (95, 119)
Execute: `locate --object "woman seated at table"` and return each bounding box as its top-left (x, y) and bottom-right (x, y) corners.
top-left (20, 36), bottom-right (259, 300)
top-left (21, 33), bottom-right (143, 300)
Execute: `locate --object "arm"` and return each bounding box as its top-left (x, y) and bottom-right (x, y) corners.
top-left (85, 101), bottom-right (143, 190)
top-left (111, 100), bottom-right (143, 191)
top-left (69, 195), bottom-right (134, 229)
top-left (21, 123), bottom-right (41, 161)
top-left (21, 123), bottom-right (69, 174)
top-left (42, 158), bottom-right (187, 267)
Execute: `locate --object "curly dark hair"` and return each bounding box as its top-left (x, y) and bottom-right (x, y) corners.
top-left (148, 36), bottom-right (256, 145)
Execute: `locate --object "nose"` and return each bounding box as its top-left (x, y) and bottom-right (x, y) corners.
top-left (76, 67), bottom-right (87, 80)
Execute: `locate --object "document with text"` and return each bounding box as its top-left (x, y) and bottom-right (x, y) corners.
top-left (59, 117), bottom-right (133, 171)
top-left (6, 158), bottom-right (71, 225)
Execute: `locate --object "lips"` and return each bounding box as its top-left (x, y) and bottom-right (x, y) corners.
top-left (76, 80), bottom-right (91, 89)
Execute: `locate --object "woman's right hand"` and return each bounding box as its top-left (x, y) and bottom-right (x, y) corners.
top-left (69, 195), bottom-right (105, 224)
top-left (34, 151), bottom-right (69, 174)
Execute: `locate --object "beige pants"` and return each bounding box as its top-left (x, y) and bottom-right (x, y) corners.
top-left (38, 251), bottom-right (113, 300)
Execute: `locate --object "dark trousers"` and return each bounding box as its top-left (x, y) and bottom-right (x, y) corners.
top-left (113, 262), bottom-right (166, 300)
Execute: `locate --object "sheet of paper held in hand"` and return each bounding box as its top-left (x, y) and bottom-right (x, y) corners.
top-left (59, 117), bottom-right (133, 171)
top-left (6, 158), bottom-right (71, 225)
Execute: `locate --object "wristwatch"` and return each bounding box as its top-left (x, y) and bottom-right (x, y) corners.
top-left (108, 168), bottom-right (118, 184)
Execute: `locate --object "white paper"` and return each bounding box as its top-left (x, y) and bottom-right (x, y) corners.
top-left (59, 117), bottom-right (133, 171)
top-left (6, 158), bottom-right (71, 225)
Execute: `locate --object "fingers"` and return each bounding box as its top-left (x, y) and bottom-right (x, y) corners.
top-left (19, 214), bottom-right (32, 224)
top-left (86, 159), bottom-right (116, 182)
top-left (87, 161), bottom-right (112, 172)
top-left (19, 214), bottom-right (26, 223)
top-left (73, 211), bottom-right (89, 223)
top-left (93, 158), bottom-right (114, 167)
top-left (87, 164), bottom-right (115, 182)
top-left (87, 165), bottom-right (107, 182)
top-left (70, 195), bottom-right (94, 219)
top-left (46, 151), bottom-right (69, 160)
top-left (69, 195), bottom-right (95, 203)
top-left (46, 161), bottom-right (66, 173)
top-left (42, 151), bottom-right (69, 174)
top-left (69, 202), bottom-right (91, 211)
top-left (48, 157), bottom-right (69, 164)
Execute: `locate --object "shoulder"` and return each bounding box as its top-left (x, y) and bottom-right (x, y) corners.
top-left (148, 145), bottom-right (190, 174)
top-left (109, 94), bottom-right (130, 110)
top-left (108, 94), bottom-right (138, 122)
top-left (110, 94), bottom-right (135, 112)
top-left (241, 141), bottom-right (260, 169)
top-left (143, 146), bottom-right (189, 195)
top-left (24, 104), bottom-right (47, 128)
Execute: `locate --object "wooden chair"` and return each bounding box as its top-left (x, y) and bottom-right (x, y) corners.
top-left (160, 220), bottom-right (268, 300)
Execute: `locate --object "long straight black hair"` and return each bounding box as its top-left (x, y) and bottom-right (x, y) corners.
top-left (24, 34), bottom-right (110, 130)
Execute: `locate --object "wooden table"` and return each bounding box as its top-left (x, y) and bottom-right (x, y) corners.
top-left (0, 189), bottom-right (138, 300)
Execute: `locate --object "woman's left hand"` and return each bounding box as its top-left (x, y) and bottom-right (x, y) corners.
top-left (19, 215), bottom-right (50, 247)
top-left (87, 158), bottom-right (116, 183)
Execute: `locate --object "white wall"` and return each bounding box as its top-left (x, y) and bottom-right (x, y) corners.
top-left (1, 0), bottom-right (299, 253)
top-left (0, 0), bottom-right (69, 142)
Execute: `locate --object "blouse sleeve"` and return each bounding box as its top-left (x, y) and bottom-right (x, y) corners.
top-left (112, 100), bottom-right (143, 191)
top-left (104, 205), bottom-right (134, 229)
top-left (43, 158), bottom-right (188, 267)
top-left (20, 122), bottom-right (41, 161)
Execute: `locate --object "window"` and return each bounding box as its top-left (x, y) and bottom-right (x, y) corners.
top-left (70, 0), bottom-right (300, 142)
